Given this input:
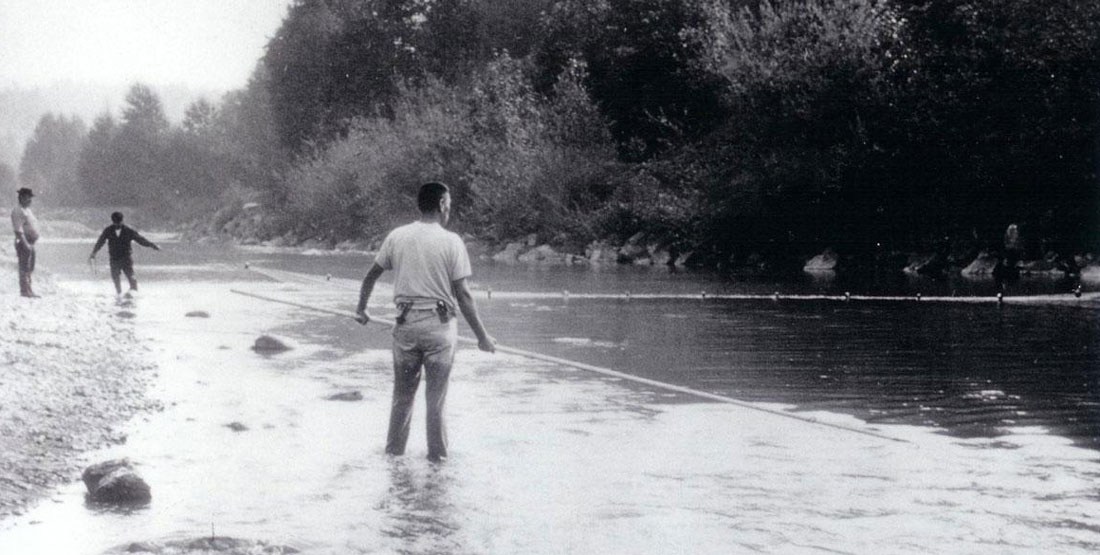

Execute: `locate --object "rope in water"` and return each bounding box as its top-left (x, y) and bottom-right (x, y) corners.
top-left (245, 264), bottom-right (1097, 306)
top-left (229, 286), bottom-right (913, 444)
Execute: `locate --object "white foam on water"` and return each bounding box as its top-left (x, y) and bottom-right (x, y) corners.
top-left (551, 337), bottom-right (622, 349)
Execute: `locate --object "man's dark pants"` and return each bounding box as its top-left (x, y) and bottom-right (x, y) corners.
top-left (385, 313), bottom-right (457, 461)
top-left (110, 256), bottom-right (138, 294)
top-left (14, 240), bottom-right (35, 296)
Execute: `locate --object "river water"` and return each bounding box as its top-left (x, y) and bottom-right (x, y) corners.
top-left (1, 238), bottom-right (1098, 554)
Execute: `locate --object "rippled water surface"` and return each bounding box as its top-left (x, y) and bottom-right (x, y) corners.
top-left (0, 240), bottom-right (1096, 554)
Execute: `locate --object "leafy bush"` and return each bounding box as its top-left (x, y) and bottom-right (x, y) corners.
top-left (274, 55), bottom-right (616, 246)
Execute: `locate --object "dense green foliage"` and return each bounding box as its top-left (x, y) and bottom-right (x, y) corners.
top-left (274, 57), bottom-right (615, 244)
top-left (33, 0), bottom-right (1100, 260)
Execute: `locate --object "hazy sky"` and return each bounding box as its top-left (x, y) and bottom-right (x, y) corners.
top-left (0, 0), bottom-right (291, 91)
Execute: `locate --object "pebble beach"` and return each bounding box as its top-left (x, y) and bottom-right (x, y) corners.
top-left (0, 252), bottom-right (157, 518)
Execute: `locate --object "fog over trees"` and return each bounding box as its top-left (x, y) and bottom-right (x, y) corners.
top-left (11, 0), bottom-right (1100, 263)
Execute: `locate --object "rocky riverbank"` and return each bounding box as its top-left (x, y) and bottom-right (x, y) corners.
top-left (185, 204), bottom-right (1100, 283)
top-left (0, 250), bottom-right (158, 519)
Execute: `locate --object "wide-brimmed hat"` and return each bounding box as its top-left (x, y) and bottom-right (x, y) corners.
top-left (16, 187), bottom-right (33, 197)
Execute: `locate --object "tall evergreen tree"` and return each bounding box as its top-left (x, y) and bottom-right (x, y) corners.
top-left (18, 113), bottom-right (87, 204)
top-left (77, 113), bottom-right (121, 204)
top-left (0, 162), bottom-right (16, 191)
top-left (114, 83), bottom-right (170, 204)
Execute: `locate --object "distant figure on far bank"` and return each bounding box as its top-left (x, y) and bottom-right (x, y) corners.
top-left (994, 222), bottom-right (1022, 288)
top-left (10, 187), bottom-right (40, 298)
top-left (89, 211), bottom-right (161, 296)
top-left (355, 181), bottom-right (495, 463)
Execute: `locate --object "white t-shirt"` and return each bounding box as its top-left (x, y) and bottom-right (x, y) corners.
top-left (11, 205), bottom-right (39, 244)
top-left (374, 221), bottom-right (472, 310)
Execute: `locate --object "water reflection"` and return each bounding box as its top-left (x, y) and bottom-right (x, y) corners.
top-left (380, 458), bottom-right (463, 555)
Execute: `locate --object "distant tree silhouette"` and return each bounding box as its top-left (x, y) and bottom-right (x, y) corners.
top-left (77, 113), bottom-right (121, 204)
top-left (0, 161), bottom-right (16, 191)
top-left (18, 113), bottom-right (87, 204)
top-left (113, 84), bottom-right (170, 204)
top-left (182, 98), bottom-right (218, 134)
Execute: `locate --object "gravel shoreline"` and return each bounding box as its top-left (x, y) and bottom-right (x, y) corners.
top-left (0, 257), bottom-right (158, 519)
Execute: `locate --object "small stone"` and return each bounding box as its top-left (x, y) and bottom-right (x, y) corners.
top-left (225, 421), bottom-right (249, 432)
top-left (326, 391), bottom-right (363, 402)
top-left (184, 311), bottom-right (210, 318)
top-left (252, 335), bottom-right (292, 353)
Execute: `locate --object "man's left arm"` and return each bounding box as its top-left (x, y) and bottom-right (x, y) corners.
top-left (453, 278), bottom-right (495, 353)
top-left (449, 236), bottom-right (493, 352)
top-left (132, 231), bottom-right (160, 251)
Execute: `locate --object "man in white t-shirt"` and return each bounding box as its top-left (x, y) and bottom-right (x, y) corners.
top-left (356, 181), bottom-right (495, 462)
top-left (10, 188), bottom-right (40, 298)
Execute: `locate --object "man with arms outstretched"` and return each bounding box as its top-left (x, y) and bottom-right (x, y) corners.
top-left (89, 211), bottom-right (160, 296)
top-left (356, 181), bottom-right (495, 462)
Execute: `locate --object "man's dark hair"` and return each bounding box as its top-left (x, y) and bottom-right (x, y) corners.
top-left (417, 182), bottom-right (449, 213)
top-left (111, 211), bottom-right (124, 224)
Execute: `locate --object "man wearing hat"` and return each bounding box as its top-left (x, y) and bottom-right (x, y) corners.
top-left (11, 188), bottom-right (40, 297)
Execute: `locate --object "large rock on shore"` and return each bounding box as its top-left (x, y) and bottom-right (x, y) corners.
top-left (615, 232), bottom-right (649, 264)
top-left (616, 244), bottom-right (647, 264)
top-left (492, 242), bottom-right (525, 262)
top-left (585, 241), bottom-right (617, 264)
top-left (1018, 256), bottom-right (1058, 275)
top-left (649, 248), bottom-right (673, 266)
top-left (903, 253), bottom-right (947, 276)
top-left (518, 244), bottom-right (565, 264)
top-left (464, 238), bottom-right (492, 259)
top-left (961, 251), bottom-right (1000, 276)
top-left (804, 248), bottom-right (840, 272)
top-left (1081, 264), bottom-right (1100, 283)
top-left (83, 459), bottom-right (151, 504)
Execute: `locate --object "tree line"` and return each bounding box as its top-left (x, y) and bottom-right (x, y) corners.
top-left (15, 0), bottom-right (1100, 263)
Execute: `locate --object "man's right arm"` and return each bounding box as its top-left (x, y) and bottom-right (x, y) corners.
top-left (453, 277), bottom-right (495, 353)
top-left (355, 263), bottom-right (386, 324)
top-left (90, 228), bottom-right (109, 258)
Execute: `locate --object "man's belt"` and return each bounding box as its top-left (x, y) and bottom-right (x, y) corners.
top-left (395, 300), bottom-right (453, 325)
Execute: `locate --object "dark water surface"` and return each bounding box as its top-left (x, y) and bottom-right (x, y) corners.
top-left (42, 239), bottom-right (1100, 449)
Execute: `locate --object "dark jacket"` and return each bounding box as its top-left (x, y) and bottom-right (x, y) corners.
top-left (92, 224), bottom-right (157, 260)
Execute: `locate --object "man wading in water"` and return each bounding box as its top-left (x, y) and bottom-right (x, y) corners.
top-left (11, 187), bottom-right (40, 298)
top-left (355, 181), bottom-right (495, 462)
top-left (89, 211), bottom-right (161, 296)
